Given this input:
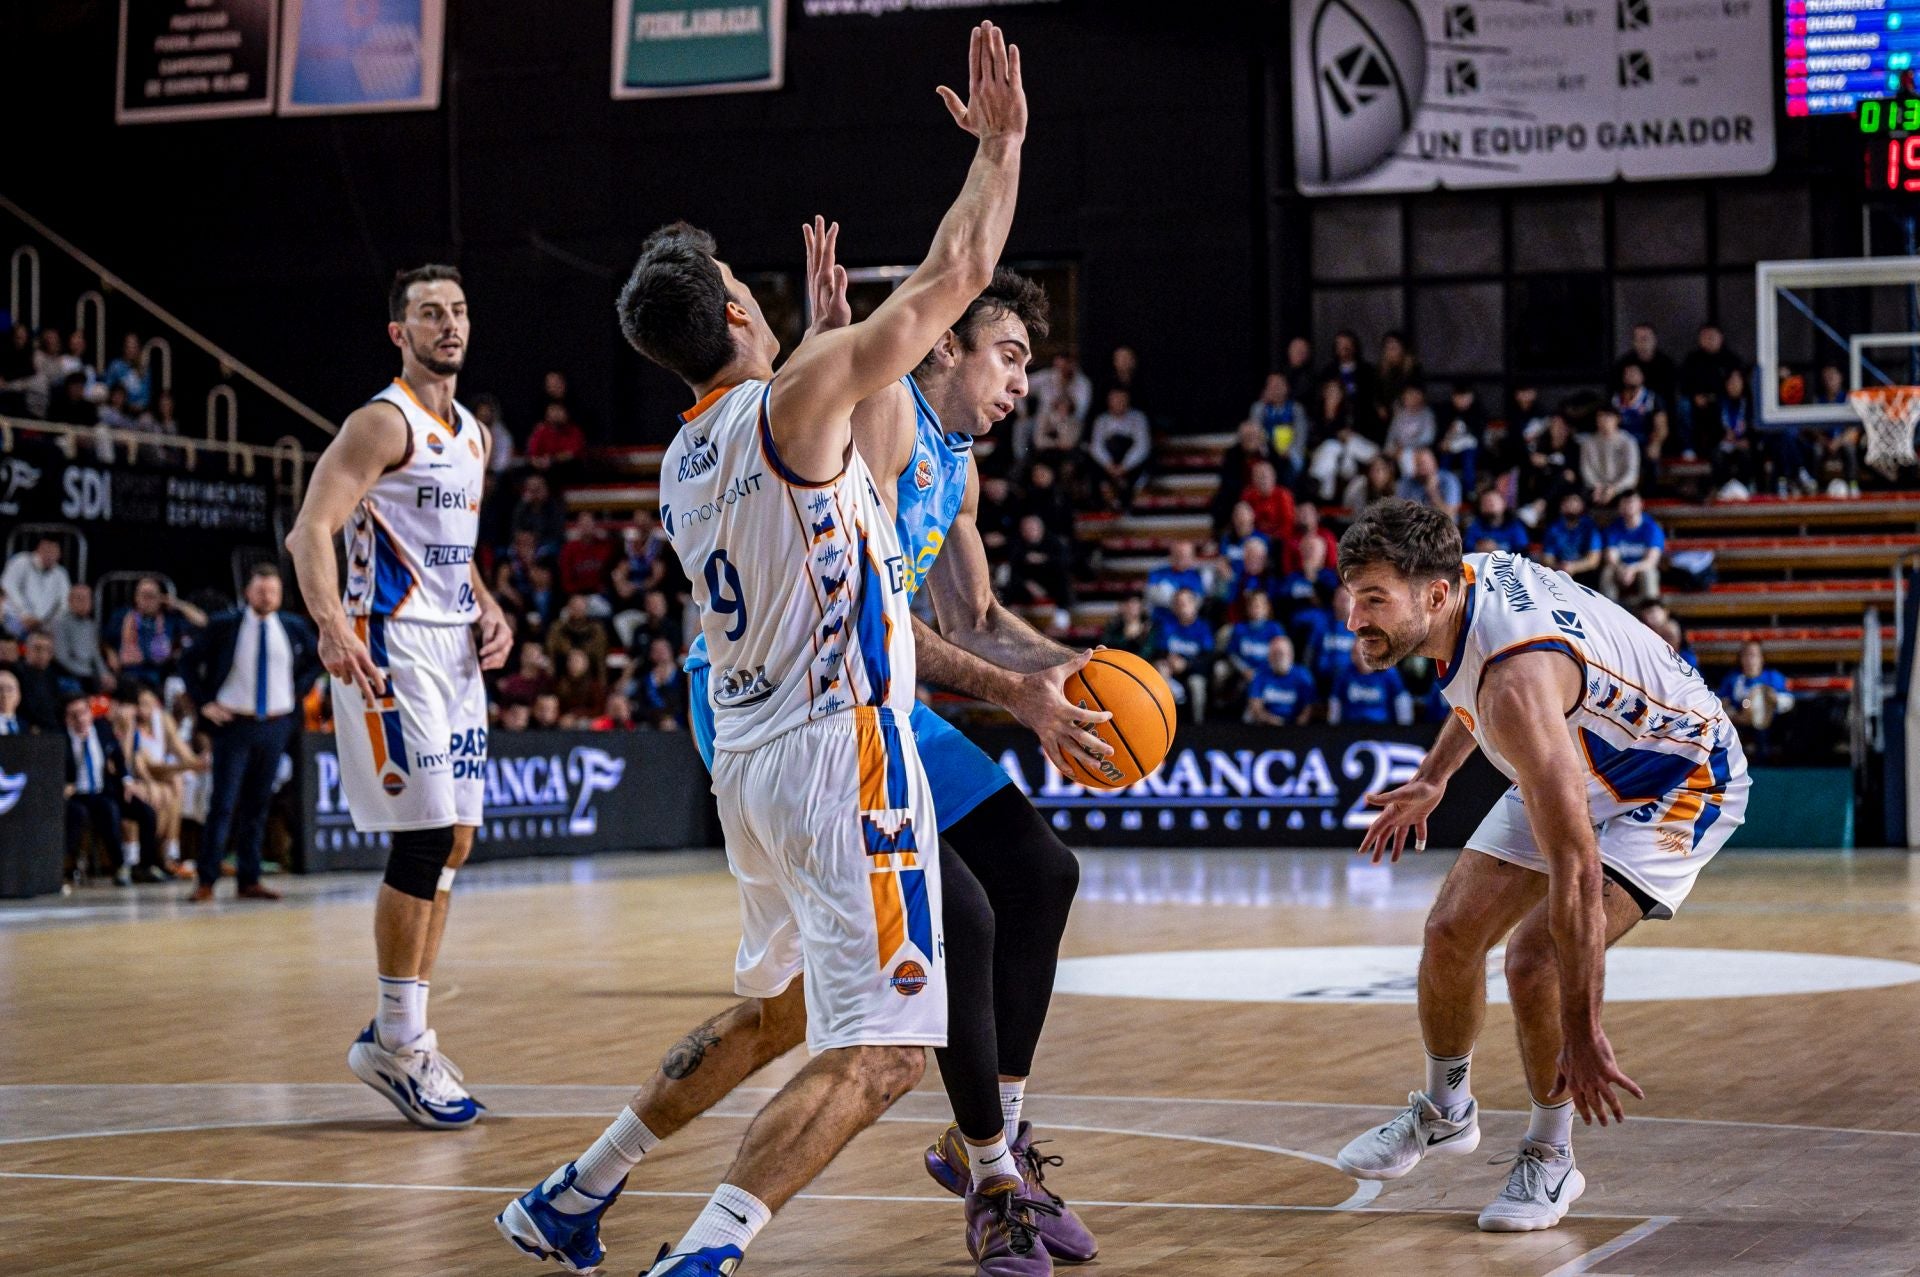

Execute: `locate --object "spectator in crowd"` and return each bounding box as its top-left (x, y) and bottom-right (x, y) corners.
top-left (1539, 491), bottom-right (1604, 585)
top-left (1212, 423), bottom-right (1272, 532)
top-left (1017, 460), bottom-right (1076, 543)
top-left (1396, 447), bottom-right (1461, 518)
top-left (1004, 514), bottom-right (1076, 621)
top-left (1343, 452), bottom-right (1400, 515)
top-left (47, 373), bottom-right (97, 427)
top-left (554, 647), bottom-right (607, 727)
top-left (102, 333), bottom-right (151, 412)
top-left (1718, 639), bottom-right (1795, 729)
top-left (1707, 366), bottom-right (1758, 498)
top-left (104, 692), bottom-right (175, 882)
top-left (1579, 405), bottom-right (1640, 507)
top-left (1220, 588), bottom-right (1285, 704)
top-left (1100, 594), bottom-right (1154, 658)
top-left (1634, 598), bottom-right (1699, 671)
top-left (1614, 322), bottom-right (1680, 412)
top-left (475, 393), bottom-right (515, 474)
top-left (14, 631), bottom-right (65, 731)
top-left (1275, 533), bottom-right (1337, 623)
top-left (1241, 459), bottom-right (1296, 542)
top-left (1104, 345), bottom-right (1145, 412)
top-left (592, 691), bottom-right (640, 732)
top-left (635, 636), bottom-right (688, 729)
top-left (98, 383), bottom-right (141, 438)
top-left (510, 473), bottom-right (568, 553)
top-left (542, 369), bottom-right (571, 419)
top-left (603, 559), bottom-right (649, 645)
top-left (974, 473), bottom-right (1017, 563)
top-left (1027, 352), bottom-right (1092, 426)
top-left (27, 328), bottom-right (68, 418)
top-left (0, 322), bottom-right (34, 415)
top-left (1462, 487), bottom-right (1529, 555)
top-left (142, 390), bottom-right (184, 443)
top-left (1612, 361), bottom-right (1668, 462)
top-left (1152, 587), bottom-right (1214, 722)
top-left (1521, 412), bottom-right (1584, 523)
top-left (558, 510), bottom-right (619, 596)
top-left (61, 330), bottom-right (100, 398)
top-left (111, 578), bottom-right (205, 691)
top-left (624, 508), bottom-right (677, 593)
top-left (546, 594), bottom-right (610, 677)
top-left (625, 588), bottom-right (678, 660)
top-left (1244, 634), bottom-right (1317, 726)
top-left (1809, 364), bottom-right (1863, 496)
top-left (499, 643), bottom-right (554, 707)
top-left (178, 564), bottom-right (318, 902)
top-left (62, 692), bottom-right (158, 886)
top-left (129, 681), bottom-right (202, 879)
top-left (1088, 387), bottom-right (1152, 511)
top-left (1318, 330), bottom-right (1383, 429)
top-left (0, 670), bottom-right (19, 734)
top-left (1146, 541), bottom-right (1215, 622)
top-left (1602, 492), bottom-right (1666, 603)
top-left (1307, 379), bottom-right (1381, 502)
top-left (1028, 392), bottom-right (1084, 477)
top-left (1384, 386), bottom-right (1436, 470)
top-left (1328, 651), bottom-right (1413, 725)
top-left (498, 701), bottom-right (533, 731)
top-left (1436, 383), bottom-right (1485, 491)
top-left (1311, 585), bottom-right (1360, 691)
top-left (1679, 323), bottom-right (1745, 443)
top-left (1508, 383), bottom-right (1549, 440)
top-left (1216, 500), bottom-right (1267, 578)
top-left (527, 401), bottom-right (587, 473)
top-left (1376, 331), bottom-right (1423, 415)
top-left (1248, 372), bottom-right (1308, 482)
top-left (531, 692), bottom-right (564, 730)
top-left (1228, 535), bottom-right (1283, 620)
top-left (1294, 502), bottom-right (1340, 572)
top-left (2, 536), bottom-right (71, 631)
top-left (1282, 334), bottom-right (1316, 388)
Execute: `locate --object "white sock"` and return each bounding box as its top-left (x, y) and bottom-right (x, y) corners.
top-left (967, 1134), bottom-right (1015, 1191)
top-left (999, 1079), bottom-right (1027, 1150)
top-left (565, 1107), bottom-right (660, 1202)
top-left (675, 1183), bottom-right (771, 1256)
top-left (1425, 1050), bottom-right (1473, 1115)
top-left (417, 979), bottom-right (429, 1023)
top-left (376, 976), bottom-right (424, 1049)
top-left (164, 838), bottom-right (181, 863)
top-left (121, 840), bottom-right (140, 867)
top-left (1526, 1098), bottom-right (1574, 1152)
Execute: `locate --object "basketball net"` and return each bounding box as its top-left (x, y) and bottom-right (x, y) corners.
top-left (1848, 385), bottom-right (1920, 477)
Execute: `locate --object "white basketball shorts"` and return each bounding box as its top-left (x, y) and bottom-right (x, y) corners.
top-left (711, 705), bottom-right (946, 1054)
top-left (330, 616), bottom-right (486, 832)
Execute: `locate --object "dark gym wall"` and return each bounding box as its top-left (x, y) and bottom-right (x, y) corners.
top-left (2, 2), bottom-right (1273, 445)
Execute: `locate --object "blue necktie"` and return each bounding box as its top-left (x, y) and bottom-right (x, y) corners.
top-left (255, 617), bottom-right (270, 718)
top-left (82, 736), bottom-right (96, 793)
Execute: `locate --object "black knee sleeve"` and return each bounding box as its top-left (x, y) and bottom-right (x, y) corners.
top-left (384, 826), bottom-right (455, 901)
top-left (935, 843), bottom-right (1004, 1142)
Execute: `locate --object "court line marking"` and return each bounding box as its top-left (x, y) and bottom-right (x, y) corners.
top-left (1543, 1214), bottom-right (1677, 1276)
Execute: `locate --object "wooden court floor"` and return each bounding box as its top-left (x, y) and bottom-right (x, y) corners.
top-left (2, 847), bottom-right (1918, 1276)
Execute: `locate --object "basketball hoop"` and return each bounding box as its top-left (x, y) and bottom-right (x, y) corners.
top-left (1848, 385), bottom-right (1920, 477)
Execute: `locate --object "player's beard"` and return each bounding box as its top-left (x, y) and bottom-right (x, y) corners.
top-left (1352, 618), bottom-right (1425, 672)
top-left (409, 333), bottom-right (465, 377)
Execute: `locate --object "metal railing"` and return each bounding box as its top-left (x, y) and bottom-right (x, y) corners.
top-left (0, 413), bottom-right (311, 508)
top-left (9, 245), bottom-right (37, 330)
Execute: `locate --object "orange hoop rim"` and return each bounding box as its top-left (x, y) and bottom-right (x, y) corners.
top-left (1847, 385), bottom-right (1920, 405)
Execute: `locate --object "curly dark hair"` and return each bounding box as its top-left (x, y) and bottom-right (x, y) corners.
top-left (616, 222), bottom-right (734, 385)
top-left (1337, 498), bottom-right (1464, 586)
top-left (915, 268), bottom-right (1050, 375)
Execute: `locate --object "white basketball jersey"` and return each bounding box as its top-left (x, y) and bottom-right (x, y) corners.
top-left (659, 381), bottom-right (915, 754)
top-left (1438, 552), bottom-right (1746, 836)
top-left (343, 380), bottom-right (485, 627)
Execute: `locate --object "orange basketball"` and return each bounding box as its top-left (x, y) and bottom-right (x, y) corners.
top-left (1059, 649), bottom-right (1177, 790)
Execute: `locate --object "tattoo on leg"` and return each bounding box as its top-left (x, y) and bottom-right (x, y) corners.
top-left (662, 1021), bottom-right (724, 1080)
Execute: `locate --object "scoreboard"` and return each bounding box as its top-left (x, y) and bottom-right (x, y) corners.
top-left (1788, 0), bottom-right (1920, 116)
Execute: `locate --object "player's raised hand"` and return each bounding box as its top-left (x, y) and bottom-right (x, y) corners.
top-left (937, 21), bottom-right (1026, 144)
top-left (319, 619), bottom-right (385, 705)
top-left (1555, 1025), bottom-right (1645, 1127)
top-left (801, 216), bottom-right (850, 337)
top-left (1356, 775), bottom-right (1447, 864)
top-left (1009, 650), bottom-right (1114, 777)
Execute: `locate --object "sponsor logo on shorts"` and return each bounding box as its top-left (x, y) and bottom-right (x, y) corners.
top-left (423, 544), bottom-right (474, 567)
top-left (382, 772), bottom-right (407, 797)
top-left (890, 960), bottom-right (928, 996)
top-left (414, 751), bottom-right (450, 770)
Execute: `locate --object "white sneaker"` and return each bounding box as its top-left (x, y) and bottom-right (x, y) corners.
top-left (1334, 1091), bottom-right (1480, 1181)
top-left (1477, 1139), bottom-right (1584, 1232)
top-left (347, 1021), bottom-right (485, 1129)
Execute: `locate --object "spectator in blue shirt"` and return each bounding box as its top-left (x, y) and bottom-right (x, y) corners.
top-left (102, 333), bottom-right (151, 412)
top-left (1539, 491), bottom-right (1603, 586)
top-left (1228, 535), bottom-right (1284, 621)
top-left (1153, 588), bottom-right (1215, 721)
top-left (1310, 585), bottom-right (1359, 692)
top-left (1717, 640), bottom-right (1794, 721)
top-left (1218, 589), bottom-right (1285, 713)
top-left (1245, 635), bottom-right (1318, 726)
top-left (1602, 492), bottom-right (1666, 603)
top-left (1329, 653), bottom-right (1413, 725)
top-left (1145, 541), bottom-right (1215, 625)
top-left (1395, 448), bottom-right (1462, 519)
top-left (1216, 501), bottom-right (1269, 579)
top-left (1462, 487), bottom-right (1529, 556)
top-left (1275, 533), bottom-right (1339, 622)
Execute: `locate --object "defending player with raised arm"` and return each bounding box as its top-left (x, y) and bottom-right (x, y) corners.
top-left (285, 265), bottom-right (510, 1132)
top-left (497, 23), bottom-right (1050, 1277)
top-left (1329, 499), bottom-right (1748, 1234)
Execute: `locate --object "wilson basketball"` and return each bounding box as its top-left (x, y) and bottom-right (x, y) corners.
top-left (1060, 650), bottom-right (1177, 790)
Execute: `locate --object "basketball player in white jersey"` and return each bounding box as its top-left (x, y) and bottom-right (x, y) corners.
top-left (1329, 499), bottom-right (1750, 1232)
top-left (286, 265), bottom-right (512, 1129)
top-left (497, 23), bottom-right (1034, 1277)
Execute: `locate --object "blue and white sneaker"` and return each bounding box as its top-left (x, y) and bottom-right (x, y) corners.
top-left (642, 1243), bottom-right (744, 1276)
top-left (346, 1022), bottom-right (485, 1130)
top-left (495, 1162), bottom-right (627, 1273)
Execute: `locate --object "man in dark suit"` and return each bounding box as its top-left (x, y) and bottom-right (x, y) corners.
top-left (179, 565), bottom-right (322, 902)
top-left (61, 692), bottom-right (161, 885)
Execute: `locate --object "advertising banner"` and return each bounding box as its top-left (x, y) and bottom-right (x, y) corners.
top-left (799, 0), bottom-right (1060, 16)
top-left (117, 0), bottom-right (277, 124)
top-left (966, 723), bottom-right (1510, 848)
top-left (614, 0), bottom-right (786, 99)
top-left (0, 442), bottom-right (276, 539)
top-left (0, 736), bottom-right (65, 898)
top-left (296, 730), bottom-right (714, 871)
top-left (1292, 0), bottom-right (1774, 194)
top-left (279, 0), bottom-right (445, 115)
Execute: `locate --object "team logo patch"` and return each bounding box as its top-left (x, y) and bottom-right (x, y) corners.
top-left (890, 960), bottom-right (928, 997)
top-left (1452, 706), bottom-right (1475, 733)
top-left (913, 456), bottom-right (934, 491)
top-left (426, 434), bottom-right (446, 456)
top-left (382, 773), bottom-right (407, 797)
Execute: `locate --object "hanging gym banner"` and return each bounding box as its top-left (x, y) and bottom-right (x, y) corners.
top-left (278, 0), bottom-right (445, 115)
top-left (1291, 0), bottom-right (1774, 194)
top-left (116, 0), bottom-right (277, 124)
top-left (613, 0), bottom-right (786, 99)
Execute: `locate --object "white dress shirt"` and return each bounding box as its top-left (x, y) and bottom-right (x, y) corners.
top-left (0, 552), bottom-right (72, 626)
top-left (0, 713), bottom-right (19, 735)
top-left (215, 610), bottom-right (297, 718)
